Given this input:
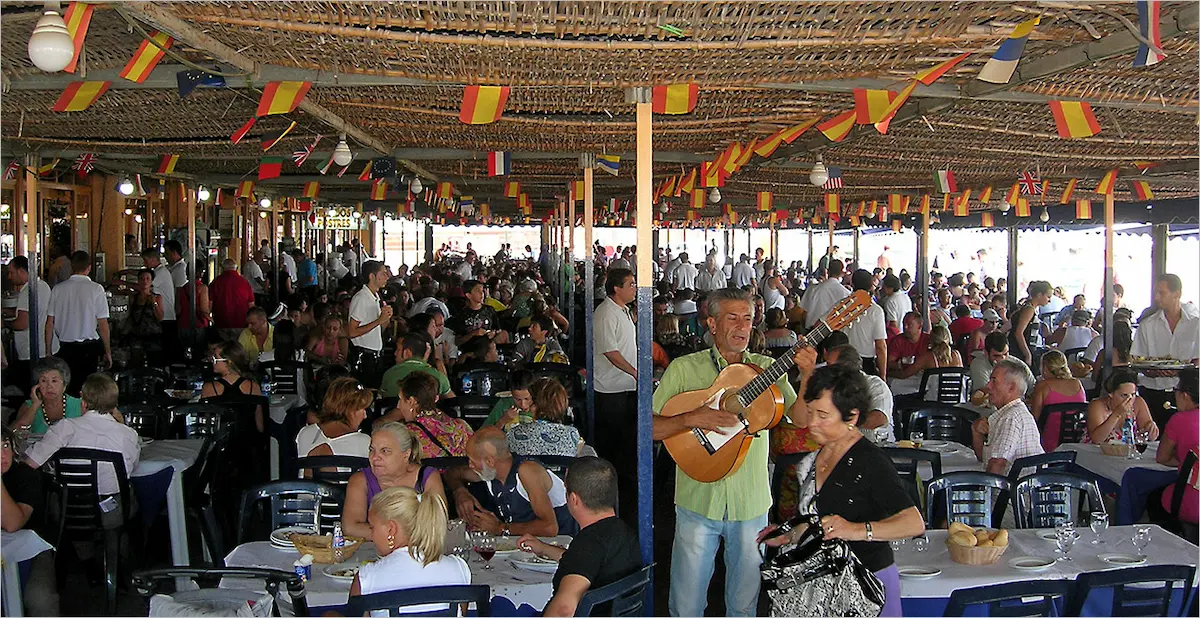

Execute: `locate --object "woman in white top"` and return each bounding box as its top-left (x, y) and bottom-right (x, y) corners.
top-left (759, 261), bottom-right (789, 311)
top-left (295, 376), bottom-right (370, 458)
top-left (352, 487), bottom-right (470, 614)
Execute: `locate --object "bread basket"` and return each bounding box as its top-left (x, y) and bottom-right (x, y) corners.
top-left (289, 533), bottom-right (365, 563)
top-left (1099, 442), bottom-right (1130, 457)
top-left (946, 538), bottom-right (1008, 565)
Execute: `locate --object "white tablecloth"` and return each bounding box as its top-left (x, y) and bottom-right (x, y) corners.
top-left (1057, 442), bottom-right (1174, 485)
top-left (269, 394), bottom-right (302, 481)
top-left (134, 439), bottom-right (205, 567)
top-left (895, 525), bottom-right (1199, 599)
top-left (891, 441), bottom-right (983, 480)
top-left (224, 537), bottom-right (567, 610)
top-left (1, 528), bottom-right (54, 617)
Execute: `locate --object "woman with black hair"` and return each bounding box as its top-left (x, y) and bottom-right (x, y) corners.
top-left (1008, 280), bottom-right (1052, 365)
top-left (259, 319), bottom-right (309, 405)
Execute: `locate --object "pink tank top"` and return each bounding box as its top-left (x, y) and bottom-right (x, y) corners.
top-left (1041, 382), bottom-right (1088, 452)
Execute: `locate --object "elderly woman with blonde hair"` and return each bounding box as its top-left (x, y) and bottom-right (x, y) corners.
top-left (341, 422), bottom-right (445, 539)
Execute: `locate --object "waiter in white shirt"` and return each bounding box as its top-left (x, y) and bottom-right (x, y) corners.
top-left (673, 252), bottom-right (698, 291)
top-left (6, 256), bottom-right (58, 393)
top-left (244, 251), bottom-right (268, 304)
top-left (1130, 273), bottom-right (1200, 427)
top-left (695, 256), bottom-right (728, 292)
top-left (799, 259), bottom-right (849, 329)
top-left (731, 254), bottom-right (756, 289)
top-left (44, 251), bottom-right (111, 395)
top-left (347, 261), bottom-right (393, 387)
top-left (141, 247), bottom-right (179, 360)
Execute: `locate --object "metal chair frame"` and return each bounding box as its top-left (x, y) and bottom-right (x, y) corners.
top-left (131, 567), bottom-right (310, 617)
top-left (1012, 471), bottom-right (1106, 529)
top-left (925, 471), bottom-right (1011, 529)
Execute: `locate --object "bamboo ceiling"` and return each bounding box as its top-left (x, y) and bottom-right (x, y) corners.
top-left (1, 1), bottom-right (1197, 218)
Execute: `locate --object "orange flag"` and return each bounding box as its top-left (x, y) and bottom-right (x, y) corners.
top-left (754, 119), bottom-right (820, 157)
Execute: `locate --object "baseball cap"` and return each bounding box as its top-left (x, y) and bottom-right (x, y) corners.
top-left (981, 309), bottom-right (1000, 322)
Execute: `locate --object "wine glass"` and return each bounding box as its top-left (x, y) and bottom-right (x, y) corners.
top-left (473, 531), bottom-right (496, 570)
top-left (1089, 512), bottom-right (1109, 545)
top-left (911, 432), bottom-right (925, 449)
top-left (873, 426), bottom-right (891, 445)
top-left (912, 534), bottom-right (928, 553)
top-left (1134, 429), bottom-right (1151, 459)
top-left (1131, 527), bottom-right (1152, 558)
top-left (1055, 521), bottom-right (1077, 561)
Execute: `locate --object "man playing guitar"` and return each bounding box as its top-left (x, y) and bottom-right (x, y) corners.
top-left (652, 288), bottom-right (817, 617)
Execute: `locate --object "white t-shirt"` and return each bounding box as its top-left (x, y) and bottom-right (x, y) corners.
top-left (349, 286), bottom-right (384, 351)
top-left (409, 297), bottom-right (451, 319)
top-left (844, 302), bottom-right (886, 360)
top-left (280, 253), bottom-right (298, 283)
top-left (295, 424), bottom-right (370, 458)
top-left (593, 297), bottom-right (637, 393)
top-left (46, 275), bottom-right (109, 343)
top-left (674, 263), bottom-right (698, 290)
top-left (326, 255), bottom-right (349, 280)
top-left (862, 373), bottom-right (895, 443)
top-left (15, 279), bottom-right (58, 360)
top-left (696, 269), bottom-right (726, 292)
top-left (343, 249), bottom-right (360, 277)
top-left (456, 261), bottom-right (473, 281)
top-left (882, 291), bottom-right (913, 326)
top-left (732, 262), bottom-right (755, 288)
top-left (1131, 309), bottom-right (1200, 390)
top-left (357, 551), bottom-right (471, 614)
top-left (1060, 326), bottom-right (1098, 351)
top-left (243, 259), bottom-right (265, 294)
top-left (800, 278), bottom-right (849, 328)
top-left (24, 411), bottom-right (140, 495)
top-left (152, 265), bottom-right (176, 320)
top-left (664, 258), bottom-right (681, 284)
top-left (168, 259), bottom-right (188, 288)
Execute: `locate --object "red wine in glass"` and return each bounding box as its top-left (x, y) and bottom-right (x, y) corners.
top-left (475, 546), bottom-right (495, 568)
top-left (1135, 442), bottom-right (1149, 454)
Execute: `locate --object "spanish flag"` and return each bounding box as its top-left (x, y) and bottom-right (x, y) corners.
top-left (504, 181), bottom-right (521, 198)
top-left (849, 215), bottom-right (861, 227)
top-left (1005, 182), bottom-right (1021, 206)
top-left (661, 175), bottom-right (678, 199)
top-left (1075, 199), bottom-right (1093, 219)
top-left (37, 159), bottom-right (60, 176)
top-left (235, 180), bottom-right (254, 198)
top-left (887, 194), bottom-right (905, 214)
top-left (754, 118), bottom-right (819, 157)
top-left (818, 110), bottom-right (856, 142)
top-left (1049, 101), bottom-right (1101, 139)
top-left (719, 142), bottom-right (743, 175)
top-left (954, 195), bottom-right (970, 217)
top-left (459, 85), bottom-right (509, 124)
top-left (1015, 198), bottom-right (1031, 217)
top-left (854, 88), bottom-right (902, 124)
top-left (568, 180), bottom-right (584, 203)
top-left (370, 179), bottom-right (388, 201)
top-left (942, 194), bottom-right (952, 212)
top-left (257, 82), bottom-right (312, 117)
top-left (981, 212), bottom-right (995, 228)
top-left (794, 210), bottom-right (805, 225)
top-left (891, 219), bottom-right (903, 233)
top-left (678, 168), bottom-right (698, 194)
top-left (119, 31), bottom-right (172, 83)
top-left (651, 84), bottom-right (698, 115)
top-left (914, 52), bottom-right (972, 85)
top-left (978, 185), bottom-right (993, 204)
top-left (302, 182), bottom-right (319, 199)
top-left (1059, 179), bottom-right (1078, 204)
top-left (1095, 169), bottom-right (1118, 195)
top-left (51, 81), bottom-right (110, 112)
top-left (436, 182), bottom-right (454, 203)
top-left (873, 81), bottom-right (918, 134)
top-left (700, 162), bottom-right (725, 188)
top-left (1130, 180), bottom-right (1154, 200)
top-left (517, 194), bottom-right (531, 213)
top-left (63, 2), bottom-right (94, 74)
top-left (686, 210), bottom-right (701, 223)
top-left (825, 194), bottom-right (840, 215)
top-left (757, 192), bottom-right (773, 212)
top-left (690, 189), bottom-right (705, 209)
top-left (156, 154), bottom-right (180, 174)
top-left (866, 200), bottom-right (878, 217)
top-left (357, 164), bottom-right (372, 182)
top-left (734, 138), bottom-right (757, 171)
top-left (919, 194), bottom-right (931, 216)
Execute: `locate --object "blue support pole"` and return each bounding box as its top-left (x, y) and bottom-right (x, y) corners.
top-left (635, 284), bottom-right (654, 576)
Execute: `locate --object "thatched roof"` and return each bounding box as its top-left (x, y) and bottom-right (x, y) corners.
top-left (2, 1), bottom-right (1197, 219)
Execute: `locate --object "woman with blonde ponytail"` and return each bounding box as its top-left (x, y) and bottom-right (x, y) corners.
top-left (351, 487), bottom-right (471, 607)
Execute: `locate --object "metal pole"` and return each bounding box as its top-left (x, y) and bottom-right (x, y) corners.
top-left (853, 227), bottom-right (861, 269)
top-left (1150, 223), bottom-right (1168, 308)
top-left (1102, 194), bottom-right (1116, 381)
top-left (22, 154), bottom-right (41, 365)
top-left (582, 159), bottom-right (596, 442)
top-left (271, 199), bottom-right (280, 309)
top-left (807, 228), bottom-right (814, 274)
top-left (1007, 226), bottom-right (1019, 311)
top-left (567, 188), bottom-right (577, 363)
top-left (632, 87), bottom-right (655, 597)
top-left (424, 222), bottom-right (434, 264)
top-left (919, 213), bottom-right (931, 332)
top-left (186, 182), bottom-right (197, 358)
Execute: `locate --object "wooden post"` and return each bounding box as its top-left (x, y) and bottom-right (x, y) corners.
top-left (20, 154), bottom-right (41, 364)
top-left (919, 212), bottom-right (931, 332)
top-left (631, 87), bottom-right (654, 592)
top-left (1102, 193), bottom-right (1116, 380)
top-left (1150, 223), bottom-right (1168, 308)
top-left (582, 157), bottom-right (596, 439)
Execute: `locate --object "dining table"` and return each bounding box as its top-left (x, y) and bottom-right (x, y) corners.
top-left (1, 529), bottom-right (54, 617)
top-left (267, 393), bottom-right (302, 480)
top-left (223, 534), bottom-right (571, 615)
top-left (895, 525), bottom-right (1198, 616)
top-left (1056, 442), bottom-right (1178, 525)
top-left (132, 438), bottom-right (206, 566)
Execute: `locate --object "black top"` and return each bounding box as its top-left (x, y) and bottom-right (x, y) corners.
top-left (456, 305), bottom-right (497, 336)
top-left (814, 438), bottom-right (914, 572)
top-left (553, 516), bottom-right (641, 592)
top-left (3, 462), bottom-right (45, 534)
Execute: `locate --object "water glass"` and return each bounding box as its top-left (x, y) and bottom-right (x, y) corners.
top-left (911, 432), bottom-right (925, 448)
top-left (1055, 521), bottom-right (1077, 561)
top-left (1132, 527), bottom-right (1152, 557)
top-left (873, 426), bottom-right (891, 445)
top-left (912, 535), bottom-right (928, 553)
top-left (1089, 512), bottom-right (1109, 545)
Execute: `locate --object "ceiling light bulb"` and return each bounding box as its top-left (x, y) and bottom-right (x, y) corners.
top-left (370, 213), bottom-right (379, 222)
top-left (259, 197), bottom-right (271, 209)
top-left (118, 177), bottom-right (135, 196)
top-left (124, 208), bottom-right (133, 216)
top-left (1039, 207), bottom-right (1050, 222)
top-left (197, 186), bottom-right (211, 201)
top-left (709, 187), bottom-right (721, 203)
top-left (332, 134), bottom-right (353, 167)
top-left (259, 211), bottom-right (268, 219)
top-left (409, 177), bottom-right (423, 194)
top-left (27, 5), bottom-right (74, 73)
top-left (352, 211), bottom-right (362, 219)
top-left (809, 155), bottom-right (829, 187)
top-left (134, 214), bottom-right (143, 223)
top-left (999, 200), bottom-right (1011, 213)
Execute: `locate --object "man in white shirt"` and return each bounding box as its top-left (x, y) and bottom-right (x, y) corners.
top-left (325, 251), bottom-right (349, 286)
top-left (243, 252), bottom-right (267, 299)
top-left (342, 243), bottom-right (360, 278)
top-left (592, 266), bottom-right (638, 524)
top-left (880, 274), bottom-right (912, 334)
top-left (752, 247), bottom-right (766, 281)
top-left (695, 256), bottom-right (727, 292)
top-left (971, 359), bottom-right (1043, 474)
top-left (141, 247), bottom-right (178, 359)
top-left (279, 245), bottom-right (298, 296)
top-left (663, 252), bottom-right (681, 286)
top-left (7, 256), bottom-right (58, 392)
top-left (457, 251), bottom-right (476, 281)
top-left (731, 254), bottom-right (755, 289)
top-left (347, 261), bottom-right (393, 387)
top-left (260, 238), bottom-right (273, 261)
top-left (673, 252), bottom-right (698, 291)
top-left (609, 248), bottom-right (631, 271)
top-left (164, 240), bottom-right (188, 288)
top-left (1131, 273), bottom-right (1200, 427)
top-left (842, 269), bottom-right (888, 380)
top-left (799, 259), bottom-right (849, 329)
top-left (44, 251), bottom-right (111, 394)
top-left (825, 345), bottom-right (895, 442)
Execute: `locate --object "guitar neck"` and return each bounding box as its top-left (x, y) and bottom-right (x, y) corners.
top-left (738, 321), bottom-right (833, 407)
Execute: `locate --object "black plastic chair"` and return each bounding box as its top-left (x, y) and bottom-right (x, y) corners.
top-left (370, 396), bottom-right (400, 428)
top-left (1013, 471), bottom-right (1106, 529)
top-left (118, 402), bottom-right (164, 439)
top-left (344, 584), bottom-right (491, 617)
top-left (47, 448), bottom-right (132, 615)
top-left (925, 471), bottom-right (1011, 529)
top-left (184, 427), bottom-right (233, 566)
top-left (261, 360), bottom-right (312, 399)
top-left (131, 567), bottom-right (310, 617)
top-left (1066, 564), bottom-right (1196, 617)
top-left (525, 454), bottom-right (575, 476)
top-left (237, 480), bottom-right (344, 543)
top-left (114, 367), bottom-right (170, 403)
top-left (295, 455), bottom-right (369, 485)
top-left (944, 579), bottom-right (1073, 617)
top-left (452, 362), bottom-right (510, 396)
top-left (438, 395), bottom-right (499, 429)
top-left (907, 405), bottom-right (979, 444)
top-left (1061, 346), bottom-right (1089, 364)
top-left (769, 452), bottom-right (808, 523)
top-left (1036, 402), bottom-right (1089, 446)
top-left (917, 367), bottom-right (972, 404)
top-left (881, 447), bottom-right (941, 514)
top-left (575, 564), bottom-right (653, 616)
top-left (268, 405), bottom-right (310, 481)
top-left (170, 403), bottom-right (234, 438)
top-left (1007, 451), bottom-right (1077, 486)
top-left (1167, 450), bottom-right (1199, 544)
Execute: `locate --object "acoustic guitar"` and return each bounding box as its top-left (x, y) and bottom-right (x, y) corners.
top-left (661, 290), bottom-right (872, 482)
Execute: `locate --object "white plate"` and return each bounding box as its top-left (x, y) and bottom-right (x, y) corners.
top-left (1036, 530), bottom-right (1058, 541)
top-left (897, 566), bottom-right (942, 580)
top-left (139, 437), bottom-right (154, 446)
top-left (1009, 556), bottom-right (1056, 572)
top-left (269, 527), bottom-right (313, 548)
top-left (920, 440), bottom-right (949, 448)
top-left (1099, 553), bottom-right (1147, 566)
top-left (510, 557), bottom-right (559, 574)
top-left (323, 564), bottom-right (359, 582)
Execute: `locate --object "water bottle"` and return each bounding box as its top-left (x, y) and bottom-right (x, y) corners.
top-left (461, 374), bottom-right (474, 394)
top-left (1123, 416), bottom-right (1137, 459)
top-left (480, 375), bottom-right (492, 395)
top-left (262, 378), bottom-right (273, 399)
top-left (332, 521), bottom-right (345, 562)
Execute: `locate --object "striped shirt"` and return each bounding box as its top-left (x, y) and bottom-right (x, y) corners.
top-left (652, 346), bottom-right (797, 521)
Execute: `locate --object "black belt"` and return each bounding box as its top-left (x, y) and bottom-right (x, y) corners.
top-left (59, 339), bottom-right (100, 346)
top-left (350, 347), bottom-right (381, 358)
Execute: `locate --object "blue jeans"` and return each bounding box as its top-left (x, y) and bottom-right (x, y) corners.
top-left (669, 505), bottom-right (767, 617)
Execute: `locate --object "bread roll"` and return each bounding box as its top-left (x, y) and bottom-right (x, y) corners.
top-left (992, 529), bottom-right (1009, 547)
top-left (949, 532), bottom-right (978, 547)
top-left (948, 522), bottom-right (974, 536)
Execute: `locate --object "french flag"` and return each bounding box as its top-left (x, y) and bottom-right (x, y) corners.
top-left (487, 151), bottom-right (510, 176)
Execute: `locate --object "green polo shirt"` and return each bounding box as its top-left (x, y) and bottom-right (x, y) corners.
top-left (378, 359), bottom-right (452, 398)
top-left (652, 346), bottom-right (797, 521)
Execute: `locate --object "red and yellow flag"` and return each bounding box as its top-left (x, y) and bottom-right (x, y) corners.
top-left (873, 81), bottom-right (918, 134)
top-left (235, 180), bottom-right (254, 198)
top-left (914, 52), bottom-right (972, 85)
top-left (503, 181), bottom-right (520, 198)
top-left (1015, 198), bottom-right (1031, 217)
top-left (887, 194), bottom-right (905, 214)
top-left (954, 194), bottom-right (969, 217)
top-left (849, 215), bottom-right (861, 227)
top-left (754, 118), bottom-right (820, 157)
top-left (63, 2), bottom-right (94, 73)
top-left (757, 192), bottom-right (773, 212)
top-left (1059, 178), bottom-right (1078, 204)
top-left (357, 164), bottom-right (371, 182)
top-left (978, 185), bottom-right (993, 203)
top-left (854, 88), bottom-right (902, 124)
top-left (651, 84), bottom-right (698, 115)
top-left (825, 193), bottom-right (840, 215)
top-left (119, 31), bottom-right (172, 83)
top-left (1095, 169), bottom-right (1118, 195)
top-left (1075, 199), bottom-right (1092, 219)
top-left (793, 210), bottom-right (805, 225)
top-left (1005, 182), bottom-right (1021, 205)
top-left (678, 168), bottom-right (698, 194)
top-left (1049, 101), bottom-right (1101, 139)
top-left (981, 212), bottom-right (995, 227)
top-left (256, 81), bottom-right (312, 116)
top-left (436, 182), bottom-right (454, 202)
top-left (855, 201), bottom-right (866, 217)
top-left (700, 162), bottom-right (725, 188)
top-left (302, 182), bottom-right (319, 199)
top-left (568, 180), bottom-right (584, 203)
top-left (818, 110), bottom-right (856, 142)
top-left (1130, 180), bottom-right (1154, 200)
top-left (690, 188), bottom-right (705, 209)
top-left (370, 179), bottom-right (388, 200)
top-left (734, 138), bottom-right (757, 171)
top-left (919, 194), bottom-right (931, 216)
top-left (156, 154), bottom-right (179, 174)
top-left (866, 200), bottom-right (878, 217)
top-left (942, 194), bottom-right (952, 212)
top-left (719, 142), bottom-right (743, 175)
top-left (51, 81), bottom-right (110, 112)
top-left (661, 175), bottom-right (678, 199)
top-left (517, 194), bottom-right (531, 213)
top-left (460, 85), bottom-right (509, 124)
